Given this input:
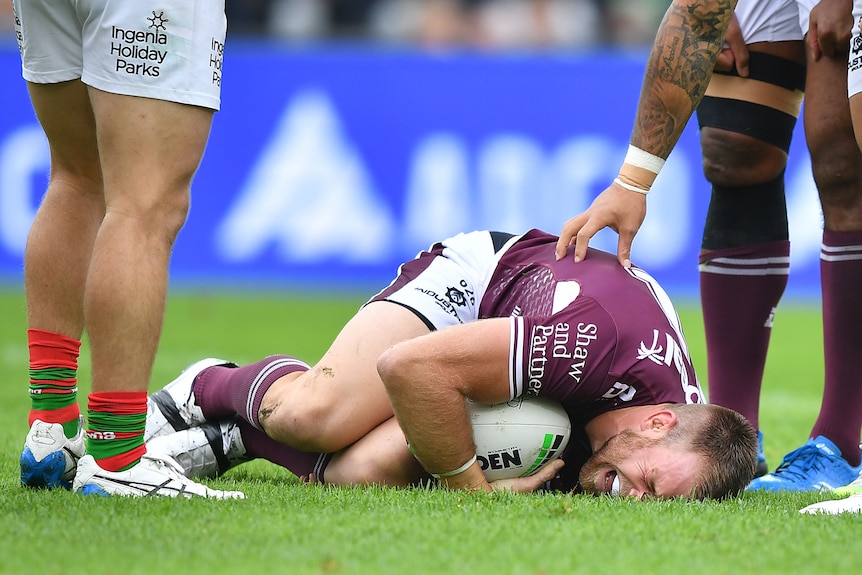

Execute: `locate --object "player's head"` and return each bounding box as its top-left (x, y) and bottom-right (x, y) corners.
top-left (578, 403), bottom-right (757, 500)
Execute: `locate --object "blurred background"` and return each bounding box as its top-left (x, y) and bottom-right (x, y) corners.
top-left (0, 0), bottom-right (822, 299)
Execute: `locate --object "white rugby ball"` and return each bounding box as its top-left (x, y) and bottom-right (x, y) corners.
top-left (469, 396), bottom-right (571, 481)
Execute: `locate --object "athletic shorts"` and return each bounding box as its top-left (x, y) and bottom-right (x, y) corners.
top-left (733, 0), bottom-right (817, 43)
top-left (365, 231), bottom-right (522, 331)
top-left (11, 0), bottom-right (226, 110)
top-left (851, 1), bottom-right (862, 98)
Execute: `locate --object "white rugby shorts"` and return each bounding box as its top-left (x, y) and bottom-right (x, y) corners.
top-left (366, 231), bottom-right (522, 331)
top-left (733, 0), bottom-right (818, 43)
top-left (851, 1), bottom-right (862, 98)
top-left (12, 0), bottom-right (226, 110)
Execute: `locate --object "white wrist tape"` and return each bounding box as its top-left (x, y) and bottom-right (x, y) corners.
top-left (623, 145), bottom-right (665, 174)
top-left (615, 145), bottom-right (666, 195)
top-left (431, 454), bottom-right (478, 479)
top-left (613, 177), bottom-right (650, 195)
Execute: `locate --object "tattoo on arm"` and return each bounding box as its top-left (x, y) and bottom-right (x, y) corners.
top-left (632, 0), bottom-right (737, 158)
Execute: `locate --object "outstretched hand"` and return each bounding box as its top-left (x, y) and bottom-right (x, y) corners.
top-left (489, 458), bottom-right (565, 493)
top-left (555, 182), bottom-right (646, 267)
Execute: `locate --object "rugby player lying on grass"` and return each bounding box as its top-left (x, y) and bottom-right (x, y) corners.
top-left (145, 229), bottom-right (757, 499)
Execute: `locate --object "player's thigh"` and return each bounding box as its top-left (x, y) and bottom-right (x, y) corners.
top-left (26, 80), bottom-right (101, 189)
top-left (262, 301), bottom-right (432, 452)
top-left (79, 0), bottom-right (224, 212)
top-left (325, 418), bottom-right (425, 487)
top-left (804, 45), bottom-right (862, 226)
top-left (88, 90), bottom-right (214, 214)
top-left (698, 43), bottom-right (804, 186)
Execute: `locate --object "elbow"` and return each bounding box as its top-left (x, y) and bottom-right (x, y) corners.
top-left (377, 343), bottom-right (415, 394)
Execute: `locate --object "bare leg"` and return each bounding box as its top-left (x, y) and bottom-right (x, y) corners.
top-left (805, 45), bottom-right (862, 466)
top-left (697, 41), bottom-right (803, 430)
top-left (24, 80), bottom-right (102, 343)
top-left (84, 88), bottom-right (213, 394)
top-left (324, 418), bottom-right (426, 487)
top-left (259, 302), bottom-right (432, 453)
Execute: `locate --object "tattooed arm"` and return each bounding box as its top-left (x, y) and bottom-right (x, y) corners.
top-left (555, 0), bottom-right (737, 267)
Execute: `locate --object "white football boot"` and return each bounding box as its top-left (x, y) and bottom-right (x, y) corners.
top-left (800, 470), bottom-right (862, 515)
top-left (73, 452), bottom-right (244, 499)
top-left (146, 358), bottom-right (237, 441)
top-left (146, 418), bottom-right (250, 479)
top-left (20, 417), bottom-right (86, 490)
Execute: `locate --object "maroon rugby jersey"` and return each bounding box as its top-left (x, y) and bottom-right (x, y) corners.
top-left (479, 230), bottom-right (704, 489)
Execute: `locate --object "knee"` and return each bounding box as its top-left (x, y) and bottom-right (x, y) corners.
top-left (106, 189), bottom-right (190, 246)
top-left (700, 129), bottom-right (787, 187)
top-left (263, 399), bottom-right (340, 453)
top-left (809, 137), bottom-right (862, 196)
top-left (259, 371), bottom-right (352, 453)
top-left (376, 343), bottom-right (417, 394)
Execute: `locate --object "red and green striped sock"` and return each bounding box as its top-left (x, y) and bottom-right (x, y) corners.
top-left (28, 328), bottom-right (82, 439)
top-left (86, 391), bottom-right (147, 472)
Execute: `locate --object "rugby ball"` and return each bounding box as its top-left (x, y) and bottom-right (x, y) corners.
top-left (469, 396), bottom-right (571, 481)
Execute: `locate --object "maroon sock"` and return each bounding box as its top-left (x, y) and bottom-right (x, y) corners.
top-left (237, 419), bottom-right (326, 479)
top-left (699, 241), bottom-right (790, 427)
top-left (811, 230), bottom-right (862, 466)
top-left (193, 355), bottom-right (309, 430)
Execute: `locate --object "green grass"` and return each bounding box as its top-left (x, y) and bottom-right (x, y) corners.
top-left (0, 289), bottom-right (860, 575)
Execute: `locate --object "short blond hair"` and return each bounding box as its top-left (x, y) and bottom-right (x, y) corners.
top-left (664, 403), bottom-right (758, 500)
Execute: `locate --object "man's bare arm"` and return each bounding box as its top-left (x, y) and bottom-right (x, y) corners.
top-left (556, 0), bottom-right (738, 267)
top-left (633, 0), bottom-right (736, 156)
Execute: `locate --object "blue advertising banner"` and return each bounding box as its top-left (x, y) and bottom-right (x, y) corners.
top-left (0, 42), bottom-right (822, 298)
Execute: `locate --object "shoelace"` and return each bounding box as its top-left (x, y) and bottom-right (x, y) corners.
top-left (773, 443), bottom-right (837, 482)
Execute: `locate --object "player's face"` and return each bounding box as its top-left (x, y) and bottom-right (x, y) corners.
top-left (578, 429), bottom-right (702, 499)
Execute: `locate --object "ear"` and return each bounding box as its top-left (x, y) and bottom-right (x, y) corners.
top-left (638, 409), bottom-right (678, 436)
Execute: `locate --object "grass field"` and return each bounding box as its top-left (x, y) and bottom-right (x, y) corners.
top-left (1, 288), bottom-right (860, 575)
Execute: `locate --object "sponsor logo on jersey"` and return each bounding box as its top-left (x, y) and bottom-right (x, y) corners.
top-left (528, 321), bottom-right (597, 393)
top-left (636, 329), bottom-right (702, 404)
top-left (601, 381), bottom-right (636, 402)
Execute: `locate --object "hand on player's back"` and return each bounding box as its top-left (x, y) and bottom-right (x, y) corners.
top-left (555, 183), bottom-right (646, 267)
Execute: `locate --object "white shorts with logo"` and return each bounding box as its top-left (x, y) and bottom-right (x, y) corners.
top-left (733, 0), bottom-right (817, 43)
top-left (852, 2), bottom-right (862, 98)
top-left (12, 0), bottom-right (226, 110)
top-left (366, 231), bottom-right (522, 331)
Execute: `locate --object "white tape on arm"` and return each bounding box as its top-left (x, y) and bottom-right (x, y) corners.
top-left (430, 454), bottom-right (478, 479)
top-left (615, 145), bottom-right (666, 194)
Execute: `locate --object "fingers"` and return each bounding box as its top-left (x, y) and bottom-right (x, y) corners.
top-left (617, 229), bottom-right (636, 269)
top-left (529, 458), bottom-right (565, 486)
top-left (724, 16), bottom-right (749, 76)
top-left (557, 183), bottom-right (646, 265)
top-left (573, 222), bottom-right (603, 264)
top-left (555, 215), bottom-right (586, 261)
top-left (489, 459), bottom-right (565, 493)
top-left (808, 21), bottom-right (823, 61)
top-left (714, 49), bottom-right (734, 73)
top-left (555, 215), bottom-right (602, 264)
